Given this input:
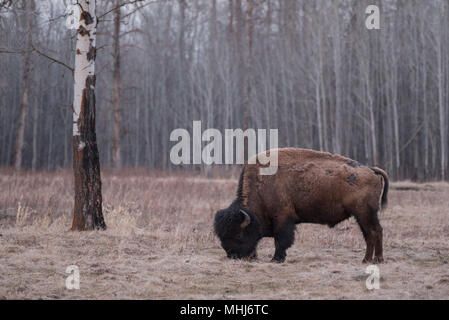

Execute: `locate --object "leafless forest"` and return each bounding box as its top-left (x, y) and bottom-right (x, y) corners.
top-left (1, 0), bottom-right (449, 181)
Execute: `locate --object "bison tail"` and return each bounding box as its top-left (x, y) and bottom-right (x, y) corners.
top-left (371, 167), bottom-right (389, 210)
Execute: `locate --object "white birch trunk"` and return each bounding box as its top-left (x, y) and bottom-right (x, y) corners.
top-left (71, 0), bottom-right (105, 231)
top-left (73, 0), bottom-right (96, 140)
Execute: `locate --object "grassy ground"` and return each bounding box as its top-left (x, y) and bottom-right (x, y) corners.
top-left (0, 169), bottom-right (448, 299)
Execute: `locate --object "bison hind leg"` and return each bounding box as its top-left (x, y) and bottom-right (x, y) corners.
top-left (352, 205), bottom-right (383, 264)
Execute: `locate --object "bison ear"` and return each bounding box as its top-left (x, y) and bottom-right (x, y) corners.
top-left (240, 209), bottom-right (251, 228)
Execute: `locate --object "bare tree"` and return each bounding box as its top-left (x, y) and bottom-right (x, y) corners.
top-left (112, 1), bottom-right (122, 169)
top-left (71, 0), bottom-right (106, 231)
top-left (13, 0), bottom-right (34, 169)
top-left (436, 1), bottom-right (447, 179)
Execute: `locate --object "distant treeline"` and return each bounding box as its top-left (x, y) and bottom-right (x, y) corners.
top-left (0, 0), bottom-right (448, 181)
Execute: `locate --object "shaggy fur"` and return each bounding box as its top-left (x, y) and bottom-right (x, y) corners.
top-left (214, 148), bottom-right (389, 263)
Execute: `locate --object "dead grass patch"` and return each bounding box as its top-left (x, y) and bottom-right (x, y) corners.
top-left (0, 170), bottom-right (448, 299)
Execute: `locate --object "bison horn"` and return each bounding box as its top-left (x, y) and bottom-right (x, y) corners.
top-left (240, 209), bottom-right (251, 228)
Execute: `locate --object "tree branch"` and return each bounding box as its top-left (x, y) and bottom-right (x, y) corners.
top-left (121, 1), bottom-right (158, 19)
top-left (97, 0), bottom-right (146, 22)
top-left (0, 48), bottom-right (30, 54)
top-left (1, 45), bottom-right (74, 75)
top-left (31, 45), bottom-right (74, 75)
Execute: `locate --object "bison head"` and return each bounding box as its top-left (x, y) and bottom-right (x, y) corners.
top-left (214, 202), bottom-right (260, 259)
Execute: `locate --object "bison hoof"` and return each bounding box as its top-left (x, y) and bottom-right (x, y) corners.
top-left (362, 257), bottom-right (373, 264)
top-left (373, 256), bottom-right (384, 264)
top-left (271, 256), bottom-right (285, 263)
top-left (363, 257), bottom-right (384, 264)
top-left (244, 255), bottom-right (258, 262)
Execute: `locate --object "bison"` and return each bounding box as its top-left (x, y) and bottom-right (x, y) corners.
top-left (214, 148), bottom-right (389, 263)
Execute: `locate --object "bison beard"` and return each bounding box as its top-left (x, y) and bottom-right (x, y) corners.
top-left (214, 148), bottom-right (389, 263)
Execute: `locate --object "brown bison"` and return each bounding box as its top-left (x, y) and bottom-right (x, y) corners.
top-left (214, 148), bottom-right (389, 263)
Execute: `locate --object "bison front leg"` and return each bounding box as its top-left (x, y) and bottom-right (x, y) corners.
top-left (271, 221), bottom-right (295, 263)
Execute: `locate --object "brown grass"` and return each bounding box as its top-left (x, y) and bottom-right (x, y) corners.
top-left (0, 169), bottom-right (448, 299)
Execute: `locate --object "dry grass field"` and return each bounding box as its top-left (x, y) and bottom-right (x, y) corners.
top-left (0, 169), bottom-right (448, 300)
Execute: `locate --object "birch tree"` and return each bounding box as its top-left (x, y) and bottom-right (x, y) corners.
top-left (71, 0), bottom-right (106, 231)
